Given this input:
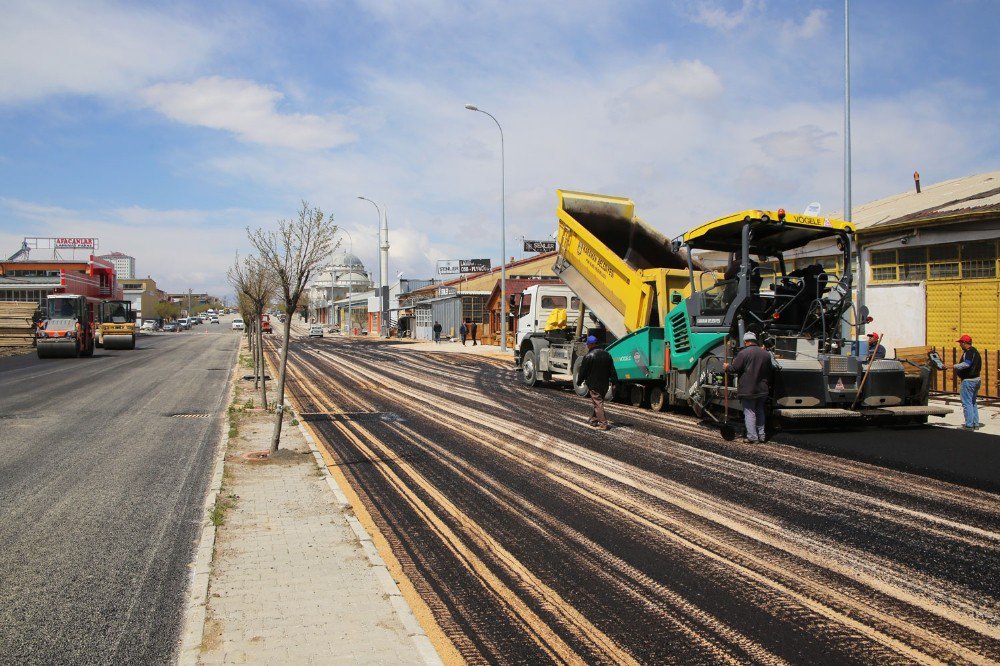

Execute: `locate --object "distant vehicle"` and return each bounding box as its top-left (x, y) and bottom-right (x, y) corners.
top-left (140, 320), bottom-right (158, 332)
top-left (210, 316), bottom-right (219, 324)
top-left (232, 318), bottom-right (245, 331)
top-left (178, 318), bottom-right (191, 330)
top-left (327, 326), bottom-right (340, 334)
top-left (206, 309), bottom-right (215, 315)
top-left (163, 322), bottom-right (179, 332)
top-left (261, 314), bottom-right (272, 334)
top-left (308, 325), bottom-right (324, 338)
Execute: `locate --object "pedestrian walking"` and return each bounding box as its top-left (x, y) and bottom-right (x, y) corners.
top-left (432, 321), bottom-right (442, 344)
top-left (724, 332), bottom-right (772, 443)
top-left (866, 332), bottom-right (886, 361)
top-left (949, 334), bottom-right (983, 430)
top-left (459, 320), bottom-right (468, 346)
top-left (469, 320), bottom-right (478, 346)
top-left (578, 335), bottom-right (617, 430)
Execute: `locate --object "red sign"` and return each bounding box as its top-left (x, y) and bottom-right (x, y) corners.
top-left (55, 237), bottom-right (96, 249)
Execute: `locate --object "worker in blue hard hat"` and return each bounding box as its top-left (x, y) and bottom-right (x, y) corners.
top-left (578, 335), bottom-right (617, 430)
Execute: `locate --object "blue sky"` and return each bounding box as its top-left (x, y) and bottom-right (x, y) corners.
top-left (1, 0), bottom-right (997, 298)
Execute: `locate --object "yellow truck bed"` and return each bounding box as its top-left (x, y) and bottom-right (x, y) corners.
top-left (553, 190), bottom-right (700, 339)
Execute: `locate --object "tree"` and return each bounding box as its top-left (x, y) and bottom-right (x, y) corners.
top-left (154, 301), bottom-right (181, 320)
top-left (228, 253), bottom-right (276, 410)
top-left (250, 201), bottom-right (338, 453)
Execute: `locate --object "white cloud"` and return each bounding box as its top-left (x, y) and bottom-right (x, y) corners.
top-left (0, 1), bottom-right (216, 104)
top-left (686, 0), bottom-right (763, 31)
top-left (753, 125), bottom-right (837, 160)
top-left (141, 77), bottom-right (356, 151)
top-left (0, 197), bottom-right (274, 297)
top-left (608, 60), bottom-right (724, 123)
top-left (782, 8), bottom-right (828, 41)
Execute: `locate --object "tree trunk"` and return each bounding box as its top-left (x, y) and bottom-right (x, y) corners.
top-left (257, 316), bottom-right (268, 410)
top-left (269, 316), bottom-right (293, 453)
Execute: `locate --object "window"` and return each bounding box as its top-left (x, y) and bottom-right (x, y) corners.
top-left (870, 250), bottom-right (897, 282)
top-left (540, 295), bottom-right (568, 309)
top-left (960, 241), bottom-right (997, 279)
top-left (898, 247), bottom-right (928, 280)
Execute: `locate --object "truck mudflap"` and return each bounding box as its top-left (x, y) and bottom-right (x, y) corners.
top-left (774, 405), bottom-right (951, 419)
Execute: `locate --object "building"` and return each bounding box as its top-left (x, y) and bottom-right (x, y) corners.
top-left (98, 251), bottom-right (136, 280)
top-left (120, 276), bottom-right (159, 322)
top-left (401, 252), bottom-right (559, 342)
top-left (0, 255), bottom-right (121, 306)
top-left (856, 171), bottom-right (1000, 355)
top-left (307, 251), bottom-right (374, 325)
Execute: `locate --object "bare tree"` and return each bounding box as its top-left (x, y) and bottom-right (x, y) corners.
top-left (228, 253), bottom-right (277, 409)
top-left (250, 201), bottom-right (338, 453)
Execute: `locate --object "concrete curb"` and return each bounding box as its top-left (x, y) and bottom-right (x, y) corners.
top-left (175, 342), bottom-right (240, 666)
top-left (292, 415), bottom-right (443, 666)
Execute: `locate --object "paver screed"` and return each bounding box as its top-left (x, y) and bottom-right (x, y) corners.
top-left (196, 379), bottom-right (433, 665)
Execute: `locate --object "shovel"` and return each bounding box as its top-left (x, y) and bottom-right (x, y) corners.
top-left (720, 336), bottom-right (736, 440)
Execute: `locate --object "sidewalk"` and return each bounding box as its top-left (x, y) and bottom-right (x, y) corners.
top-left (179, 340), bottom-right (442, 665)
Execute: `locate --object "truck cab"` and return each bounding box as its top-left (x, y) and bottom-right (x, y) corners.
top-left (96, 300), bottom-right (136, 349)
top-left (513, 283), bottom-right (583, 350)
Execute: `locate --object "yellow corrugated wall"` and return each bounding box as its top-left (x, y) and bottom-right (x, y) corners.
top-left (926, 279), bottom-right (1000, 350)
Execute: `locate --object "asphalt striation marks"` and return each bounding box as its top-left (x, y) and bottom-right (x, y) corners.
top-left (269, 337), bottom-right (1000, 664)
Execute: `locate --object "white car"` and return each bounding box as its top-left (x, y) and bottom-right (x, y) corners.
top-left (232, 318), bottom-right (245, 331)
top-left (140, 320), bottom-right (158, 331)
top-left (308, 325), bottom-right (324, 338)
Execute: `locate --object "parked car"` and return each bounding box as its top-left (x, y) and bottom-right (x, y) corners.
top-left (163, 321), bottom-right (179, 332)
top-left (140, 320), bottom-right (159, 332)
top-left (308, 325), bottom-right (324, 338)
top-left (177, 318), bottom-right (191, 330)
top-left (232, 318), bottom-right (245, 331)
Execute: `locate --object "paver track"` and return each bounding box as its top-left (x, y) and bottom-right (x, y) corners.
top-left (268, 337), bottom-right (1000, 665)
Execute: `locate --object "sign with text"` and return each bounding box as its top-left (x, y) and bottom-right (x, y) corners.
top-left (523, 240), bottom-right (556, 253)
top-left (438, 259), bottom-right (492, 275)
top-left (459, 259), bottom-right (491, 273)
top-left (437, 260), bottom-right (460, 275)
top-left (55, 237), bottom-right (96, 249)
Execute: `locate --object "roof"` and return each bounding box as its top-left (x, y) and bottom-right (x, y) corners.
top-left (682, 210), bottom-right (853, 253)
top-left (486, 277), bottom-right (564, 307)
top-left (405, 251), bottom-right (558, 298)
top-left (849, 171), bottom-right (1000, 235)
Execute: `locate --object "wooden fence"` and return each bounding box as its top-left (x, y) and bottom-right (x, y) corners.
top-left (931, 346), bottom-right (998, 398)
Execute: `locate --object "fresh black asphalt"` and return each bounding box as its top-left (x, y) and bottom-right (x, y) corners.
top-left (0, 328), bottom-right (238, 664)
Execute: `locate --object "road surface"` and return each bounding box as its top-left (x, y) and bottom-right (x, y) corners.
top-left (277, 336), bottom-right (1000, 664)
top-left (0, 327), bottom-right (237, 664)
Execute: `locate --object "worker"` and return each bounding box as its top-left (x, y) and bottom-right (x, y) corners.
top-left (949, 334), bottom-right (983, 430)
top-left (724, 331), bottom-right (773, 443)
top-left (866, 332), bottom-right (886, 361)
top-left (459, 320), bottom-right (468, 346)
top-left (578, 335), bottom-right (617, 431)
top-left (432, 321), bottom-right (442, 344)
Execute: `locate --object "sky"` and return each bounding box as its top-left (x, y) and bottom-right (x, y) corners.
top-left (1, 0), bottom-right (997, 299)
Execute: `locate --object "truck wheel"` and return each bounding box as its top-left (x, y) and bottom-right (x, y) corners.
top-left (649, 386), bottom-right (669, 412)
top-left (629, 385), bottom-right (647, 407)
top-left (521, 350), bottom-right (540, 387)
top-left (571, 357), bottom-right (589, 396)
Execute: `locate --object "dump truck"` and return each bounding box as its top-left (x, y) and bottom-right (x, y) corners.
top-left (516, 191), bottom-right (703, 400)
top-left (36, 294), bottom-right (96, 358)
top-left (95, 300), bottom-right (136, 350)
top-left (519, 190), bottom-right (948, 430)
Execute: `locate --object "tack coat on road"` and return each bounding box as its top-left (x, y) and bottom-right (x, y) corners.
top-left (272, 336), bottom-right (1000, 665)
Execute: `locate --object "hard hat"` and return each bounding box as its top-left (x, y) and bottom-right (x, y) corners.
top-left (957, 334), bottom-right (973, 344)
top-left (743, 331), bottom-right (757, 342)
top-left (586, 335), bottom-right (598, 345)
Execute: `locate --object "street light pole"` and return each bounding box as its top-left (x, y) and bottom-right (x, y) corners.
top-left (464, 103), bottom-right (507, 352)
top-left (340, 229), bottom-right (354, 336)
top-left (358, 196), bottom-right (390, 338)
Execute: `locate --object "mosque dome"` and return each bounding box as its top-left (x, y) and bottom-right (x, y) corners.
top-left (330, 251), bottom-right (365, 271)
